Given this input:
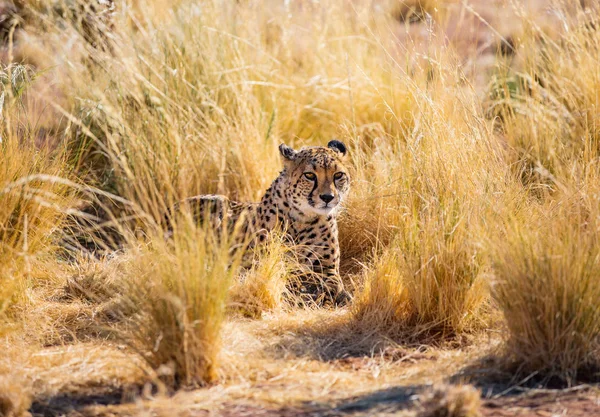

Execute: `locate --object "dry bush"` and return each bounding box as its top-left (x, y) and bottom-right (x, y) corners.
top-left (116, 220), bottom-right (244, 388)
top-left (0, 64), bottom-right (76, 319)
top-left (487, 4), bottom-right (600, 191)
top-left (492, 193), bottom-right (600, 384)
top-left (349, 82), bottom-right (504, 339)
top-left (229, 234), bottom-right (291, 318)
top-left (486, 3), bottom-right (600, 384)
top-left (418, 384), bottom-right (481, 417)
top-left (353, 224), bottom-right (489, 340)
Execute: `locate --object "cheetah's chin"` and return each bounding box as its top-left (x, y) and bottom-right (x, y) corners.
top-left (310, 205), bottom-right (338, 216)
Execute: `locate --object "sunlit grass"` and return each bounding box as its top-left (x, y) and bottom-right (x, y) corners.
top-left (117, 220), bottom-right (244, 388)
top-left (0, 64), bottom-right (77, 321)
top-left (492, 197), bottom-right (600, 384)
top-left (1, 0), bottom-right (600, 393)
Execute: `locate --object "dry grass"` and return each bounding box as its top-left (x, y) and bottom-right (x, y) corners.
top-left (0, 64), bottom-right (77, 323)
top-left (115, 220), bottom-right (245, 388)
top-left (22, 253), bottom-right (126, 345)
top-left (0, 339), bottom-right (32, 417)
top-left (487, 4), bottom-right (600, 384)
top-left (0, 375), bottom-right (31, 417)
top-left (348, 76), bottom-right (502, 339)
top-left (492, 198), bottom-right (600, 384)
top-left (1, 0), bottom-right (600, 414)
top-left (229, 233), bottom-right (292, 318)
top-left (488, 5), bottom-right (600, 191)
top-left (417, 384), bottom-right (481, 417)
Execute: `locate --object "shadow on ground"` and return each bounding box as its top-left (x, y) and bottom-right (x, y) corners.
top-left (30, 386), bottom-right (145, 417)
top-left (451, 355), bottom-right (600, 417)
top-left (452, 353), bottom-right (600, 396)
top-left (311, 385), bottom-right (423, 416)
top-left (29, 385), bottom-right (426, 417)
top-left (203, 385), bottom-right (426, 417)
top-left (30, 375), bottom-right (600, 417)
top-left (31, 391), bottom-right (122, 417)
top-left (259, 310), bottom-right (452, 362)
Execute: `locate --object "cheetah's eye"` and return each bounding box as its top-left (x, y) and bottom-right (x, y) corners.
top-left (303, 172), bottom-right (317, 181)
top-left (333, 172), bottom-right (345, 181)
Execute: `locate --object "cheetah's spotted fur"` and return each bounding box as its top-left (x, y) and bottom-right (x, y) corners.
top-left (178, 140), bottom-right (350, 305)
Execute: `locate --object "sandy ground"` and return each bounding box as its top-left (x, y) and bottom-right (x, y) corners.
top-left (21, 310), bottom-right (600, 417)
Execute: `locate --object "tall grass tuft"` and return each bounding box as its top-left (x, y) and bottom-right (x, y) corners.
top-left (0, 64), bottom-right (76, 318)
top-left (488, 4), bottom-right (600, 383)
top-left (118, 219), bottom-right (244, 388)
top-left (492, 196), bottom-right (600, 384)
top-left (487, 5), bottom-right (600, 192)
top-left (229, 233), bottom-right (291, 318)
top-left (349, 81), bottom-right (502, 339)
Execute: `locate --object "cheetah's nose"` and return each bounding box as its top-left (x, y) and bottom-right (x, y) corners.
top-left (320, 194), bottom-right (334, 204)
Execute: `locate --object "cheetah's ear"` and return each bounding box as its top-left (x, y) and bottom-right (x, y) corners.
top-left (279, 143), bottom-right (297, 162)
top-left (328, 139), bottom-right (347, 158)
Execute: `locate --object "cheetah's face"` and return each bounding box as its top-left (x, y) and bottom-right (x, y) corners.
top-left (279, 140), bottom-right (350, 216)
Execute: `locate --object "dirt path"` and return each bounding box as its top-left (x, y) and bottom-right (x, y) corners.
top-left (30, 385), bottom-right (600, 417)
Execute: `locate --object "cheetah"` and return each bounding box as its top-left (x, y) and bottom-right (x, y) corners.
top-left (173, 140), bottom-right (351, 306)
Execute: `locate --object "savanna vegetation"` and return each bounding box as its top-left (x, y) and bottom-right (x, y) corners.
top-left (1, 0), bottom-right (600, 416)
